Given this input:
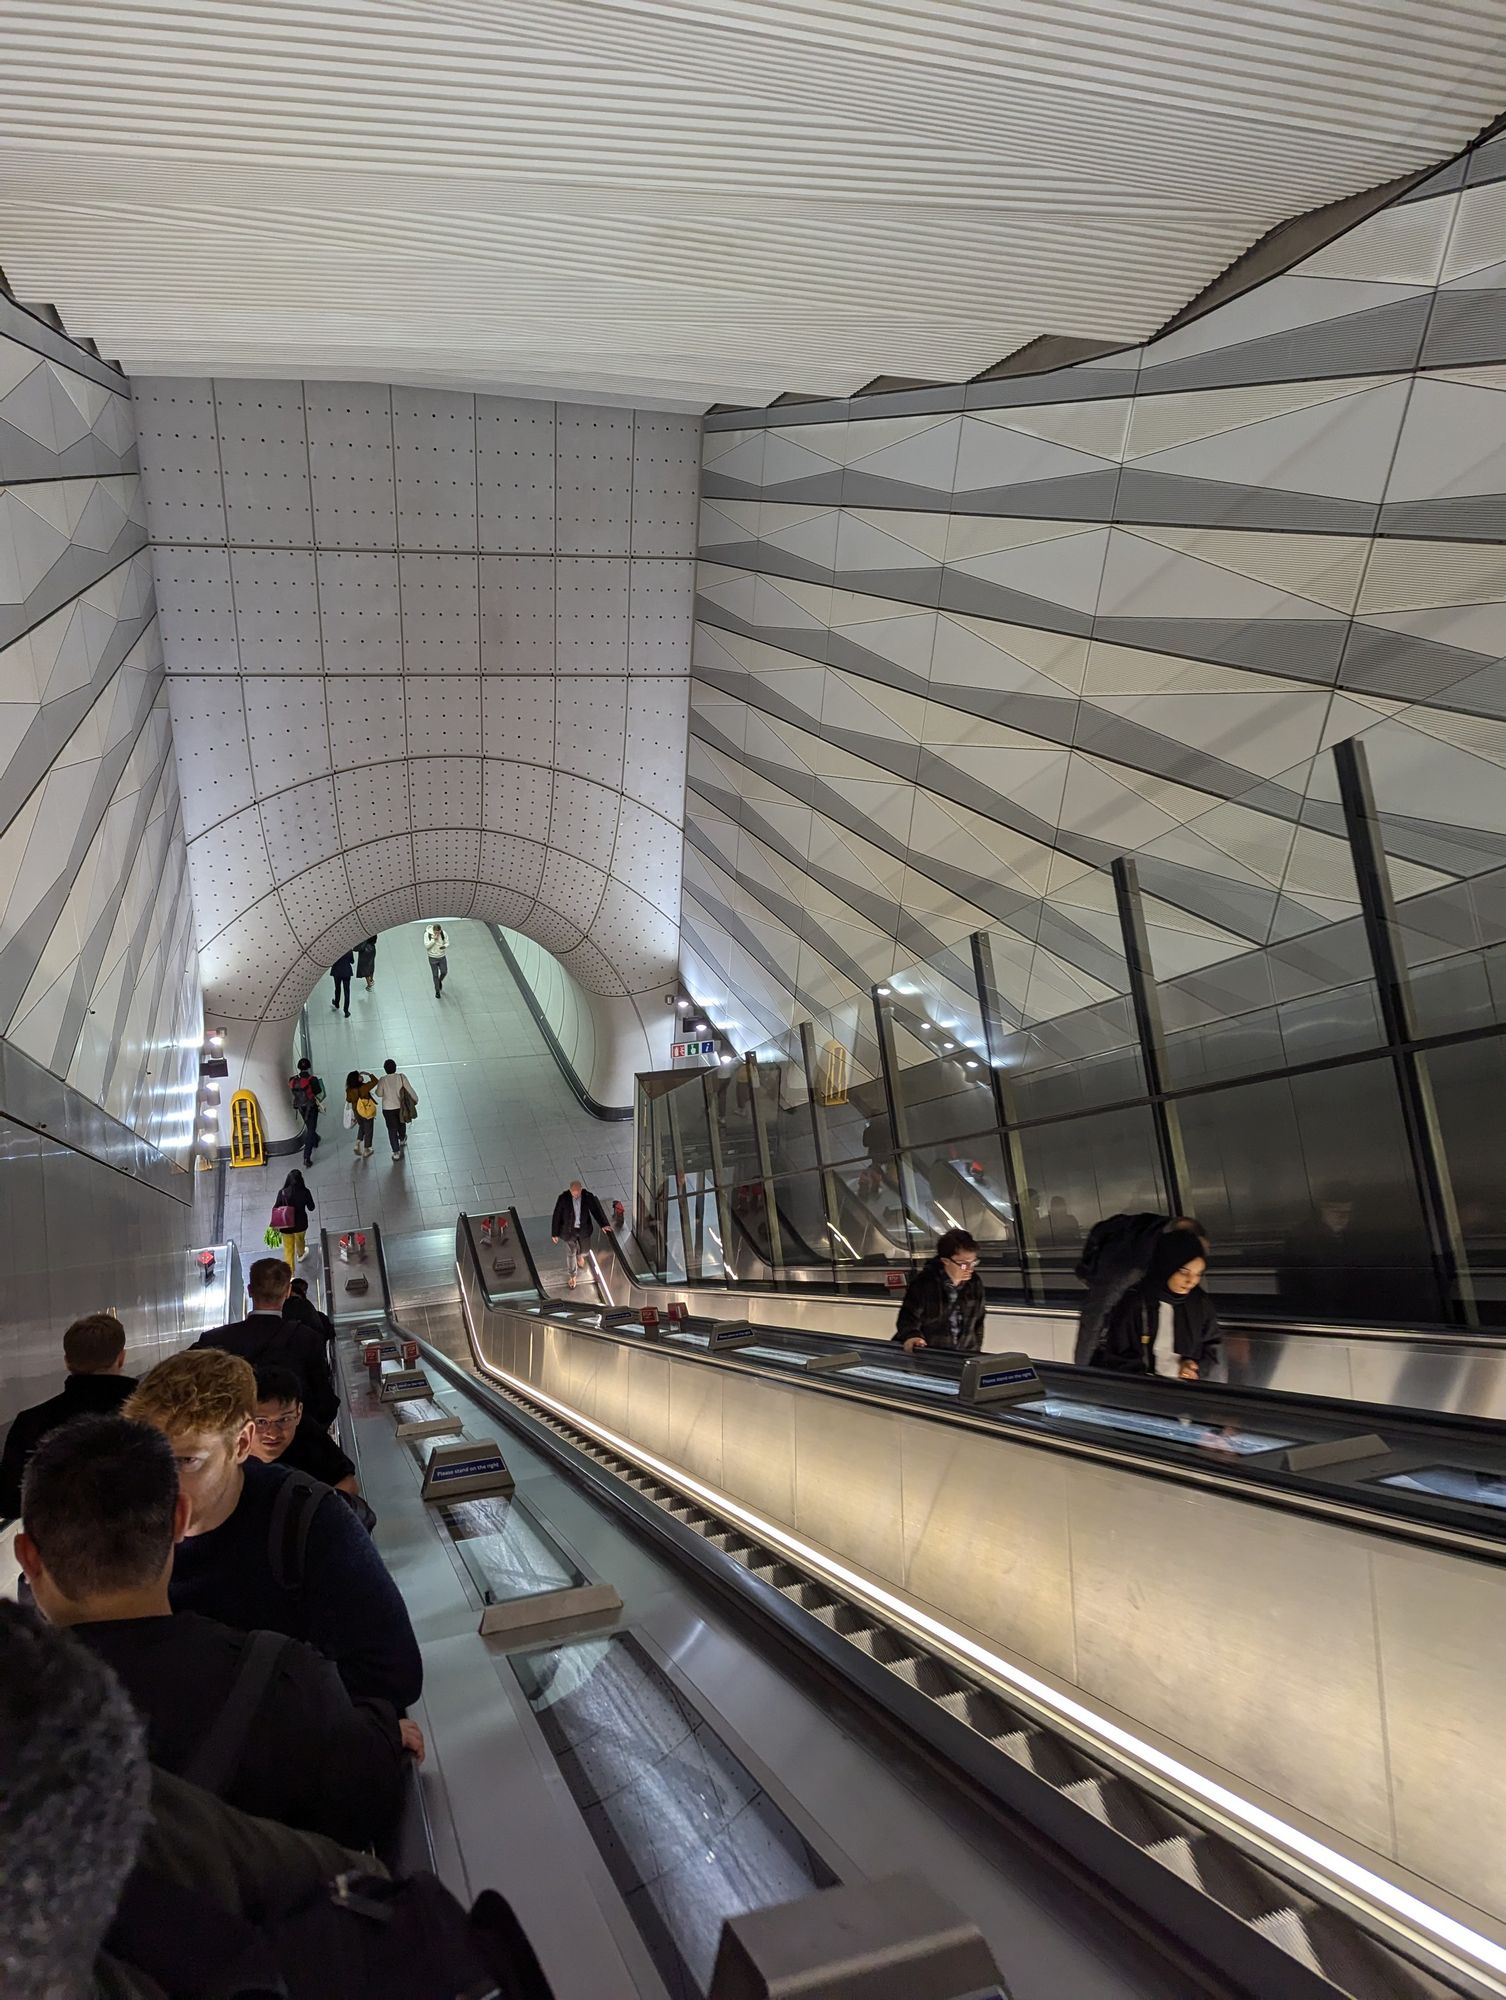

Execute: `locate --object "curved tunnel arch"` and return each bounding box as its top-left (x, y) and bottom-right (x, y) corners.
top-left (133, 382), bottom-right (699, 1131)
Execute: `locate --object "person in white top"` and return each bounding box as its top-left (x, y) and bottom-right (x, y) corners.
top-left (423, 923), bottom-right (448, 998)
top-left (373, 1059), bottom-right (416, 1160)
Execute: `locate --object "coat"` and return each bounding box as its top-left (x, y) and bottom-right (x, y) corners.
top-left (551, 1188), bottom-right (609, 1240)
top-left (193, 1312), bottom-right (338, 1427)
top-left (1073, 1212), bottom-right (1182, 1367)
top-left (1090, 1283), bottom-right (1220, 1376)
top-left (355, 938), bottom-right (377, 977)
top-left (330, 953), bottom-right (354, 979)
top-left (892, 1258), bottom-right (986, 1354)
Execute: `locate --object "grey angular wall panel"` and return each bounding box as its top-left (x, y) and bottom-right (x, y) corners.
top-left (691, 146), bottom-right (1506, 1051)
top-left (0, 329), bottom-right (200, 1161)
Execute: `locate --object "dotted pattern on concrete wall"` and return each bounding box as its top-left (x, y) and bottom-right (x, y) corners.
top-left (134, 379), bottom-right (695, 1025)
top-left (316, 552), bottom-right (401, 669)
top-left (152, 547), bottom-right (237, 666)
top-left (410, 755), bottom-right (483, 832)
top-left (480, 555), bottom-right (554, 672)
top-left (306, 388), bottom-right (397, 547)
top-left (216, 383), bottom-right (314, 546)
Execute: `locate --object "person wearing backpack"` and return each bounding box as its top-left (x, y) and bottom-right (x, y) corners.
top-left (16, 1415), bottom-right (418, 1850)
top-left (194, 1257), bottom-right (338, 1442)
top-left (288, 1056), bottom-right (325, 1166)
top-left (1, 1601), bottom-right (550, 2000)
top-left (270, 1167), bottom-right (317, 1271)
top-left (1072, 1212), bottom-right (1210, 1368)
top-left (346, 1067), bottom-right (380, 1158)
top-left (125, 1350), bottom-right (422, 1710)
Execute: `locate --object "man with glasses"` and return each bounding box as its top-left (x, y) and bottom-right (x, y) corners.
top-left (250, 1365), bottom-right (359, 1498)
top-left (894, 1229), bottom-right (987, 1354)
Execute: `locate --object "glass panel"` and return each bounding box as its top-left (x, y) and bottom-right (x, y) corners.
top-left (747, 1034), bottom-right (817, 1181)
top-left (899, 1133), bottom-right (1021, 1285)
top-left (880, 961), bottom-right (996, 1148)
top-left (1420, 1038), bottom-right (1506, 1323)
top-left (1015, 1395), bottom-right (1297, 1456)
top-left (996, 994), bottom-right (1145, 1119)
top-left (766, 1169), bottom-right (836, 1276)
top-left (439, 1493), bottom-right (584, 1604)
top-left (1014, 1106), bottom-right (1167, 1296)
top-left (512, 1635), bottom-right (836, 1998)
top-left (1176, 1060), bottom-right (1437, 1323)
top-left (1374, 1466), bottom-right (1506, 1511)
top-left (806, 996), bottom-right (891, 1171)
top-left (824, 1156), bottom-right (913, 1268)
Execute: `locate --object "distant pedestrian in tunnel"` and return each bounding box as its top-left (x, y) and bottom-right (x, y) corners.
top-left (551, 1179), bottom-right (610, 1290)
top-left (423, 921), bottom-right (449, 997)
top-left (270, 1170), bottom-right (316, 1269)
top-left (374, 1058), bottom-right (417, 1160)
top-left (330, 950), bottom-right (354, 1017)
top-left (345, 1068), bottom-right (379, 1159)
top-left (287, 1057), bottom-right (324, 1166)
top-left (356, 935), bottom-right (377, 991)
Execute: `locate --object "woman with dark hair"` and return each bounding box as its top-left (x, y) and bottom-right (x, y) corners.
top-left (345, 1068), bottom-right (379, 1159)
top-left (270, 1168), bottom-right (315, 1267)
top-left (1086, 1232), bottom-right (1219, 1379)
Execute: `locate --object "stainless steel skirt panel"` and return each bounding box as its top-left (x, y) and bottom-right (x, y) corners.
top-left (467, 1300), bottom-right (1506, 1924)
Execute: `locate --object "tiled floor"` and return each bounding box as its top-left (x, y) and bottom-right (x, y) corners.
top-left (208, 920), bottom-right (636, 1268)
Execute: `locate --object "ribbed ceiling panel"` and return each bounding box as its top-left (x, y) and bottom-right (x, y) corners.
top-left (1, 0), bottom-right (1504, 406)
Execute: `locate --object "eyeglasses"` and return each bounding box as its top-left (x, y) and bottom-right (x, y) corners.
top-left (947, 1255), bottom-right (979, 1272)
top-left (253, 1411), bottom-right (299, 1435)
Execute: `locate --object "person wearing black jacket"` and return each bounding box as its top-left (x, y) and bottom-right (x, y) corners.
top-left (550, 1179), bottom-right (610, 1290)
top-left (1072, 1211), bottom-right (1209, 1368)
top-left (283, 1275), bottom-right (335, 1347)
top-left (330, 950), bottom-right (355, 1017)
top-left (892, 1230), bottom-right (986, 1354)
top-left (0, 1313), bottom-right (134, 1519)
top-left (1086, 1232), bottom-right (1220, 1379)
top-left (16, 1415), bottom-right (420, 1851)
top-left (356, 935), bottom-right (378, 989)
top-left (194, 1256), bottom-right (338, 1429)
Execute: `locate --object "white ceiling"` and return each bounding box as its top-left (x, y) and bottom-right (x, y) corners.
top-left (1, 0), bottom-right (1505, 411)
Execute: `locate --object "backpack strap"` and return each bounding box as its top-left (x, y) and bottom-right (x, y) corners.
top-left (268, 1469), bottom-right (331, 1592)
top-left (181, 1628), bottom-right (292, 1797)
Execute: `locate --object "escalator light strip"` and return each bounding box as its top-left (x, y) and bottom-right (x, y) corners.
top-left (464, 1325), bottom-right (1506, 1991)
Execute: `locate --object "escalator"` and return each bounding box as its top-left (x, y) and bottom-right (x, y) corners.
top-left (358, 1211), bottom-right (1506, 1998)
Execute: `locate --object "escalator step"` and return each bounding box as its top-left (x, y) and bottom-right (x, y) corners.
top-left (934, 1686), bottom-right (1015, 1739)
top-left (994, 1728), bottom-right (1086, 1790)
top-left (884, 1654), bottom-right (958, 1700)
top-left (1250, 1909), bottom-right (1324, 1976)
top-left (1178, 1834), bottom-right (1289, 1923)
top-left (1298, 1906), bottom-right (1455, 2000)
top-left (1146, 1835), bottom-right (1203, 1893)
top-left (1062, 1775), bottom-right (1174, 1849)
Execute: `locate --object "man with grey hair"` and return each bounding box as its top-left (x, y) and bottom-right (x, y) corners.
top-left (550, 1178), bottom-right (610, 1290)
top-left (0, 1600), bottom-right (149, 1998)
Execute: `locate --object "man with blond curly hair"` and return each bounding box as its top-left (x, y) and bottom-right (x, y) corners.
top-left (125, 1349), bottom-right (421, 1710)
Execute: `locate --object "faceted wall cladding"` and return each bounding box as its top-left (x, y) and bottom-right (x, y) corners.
top-left (0, 295), bottom-right (202, 1157)
top-left (688, 132), bottom-right (1506, 1047)
top-left (133, 387), bottom-right (698, 1061)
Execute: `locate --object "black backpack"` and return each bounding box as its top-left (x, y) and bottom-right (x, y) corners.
top-left (108, 1862), bottom-right (553, 1999)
